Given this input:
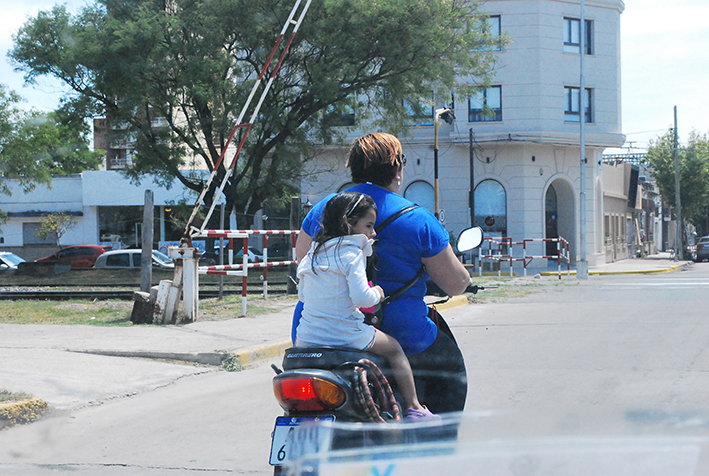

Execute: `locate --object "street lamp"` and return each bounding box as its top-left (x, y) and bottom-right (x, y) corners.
top-left (434, 107), bottom-right (455, 221)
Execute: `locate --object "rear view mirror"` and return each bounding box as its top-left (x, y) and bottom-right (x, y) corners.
top-left (457, 227), bottom-right (484, 252)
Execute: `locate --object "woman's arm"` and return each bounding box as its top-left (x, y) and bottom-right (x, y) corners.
top-left (295, 228), bottom-right (313, 263)
top-left (421, 244), bottom-right (471, 296)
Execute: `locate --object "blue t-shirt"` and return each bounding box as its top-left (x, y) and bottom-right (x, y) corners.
top-left (296, 183), bottom-right (449, 354)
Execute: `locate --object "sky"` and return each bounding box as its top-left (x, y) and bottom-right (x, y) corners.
top-left (1, 0), bottom-right (708, 152)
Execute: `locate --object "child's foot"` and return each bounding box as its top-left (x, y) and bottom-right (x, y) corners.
top-left (404, 406), bottom-right (440, 420)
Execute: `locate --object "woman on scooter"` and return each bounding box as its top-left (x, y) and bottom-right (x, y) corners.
top-left (295, 191), bottom-right (436, 419)
top-left (292, 132), bottom-right (471, 414)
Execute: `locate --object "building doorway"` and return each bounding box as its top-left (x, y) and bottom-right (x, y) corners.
top-left (545, 179), bottom-right (577, 261)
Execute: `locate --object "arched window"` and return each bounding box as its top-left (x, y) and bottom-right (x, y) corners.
top-left (474, 179), bottom-right (506, 237)
top-left (404, 180), bottom-right (435, 215)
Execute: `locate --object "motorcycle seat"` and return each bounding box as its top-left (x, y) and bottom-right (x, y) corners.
top-left (282, 346), bottom-right (390, 372)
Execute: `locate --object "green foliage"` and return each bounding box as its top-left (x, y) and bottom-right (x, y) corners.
top-left (0, 83), bottom-right (103, 226)
top-left (645, 129), bottom-right (709, 232)
top-left (10, 0), bottom-right (502, 228)
top-left (36, 211), bottom-right (78, 247)
top-left (217, 350), bottom-right (245, 372)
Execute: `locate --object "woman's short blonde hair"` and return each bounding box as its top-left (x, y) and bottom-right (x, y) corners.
top-left (346, 133), bottom-right (404, 187)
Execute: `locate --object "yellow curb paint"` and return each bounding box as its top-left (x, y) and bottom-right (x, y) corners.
top-left (430, 295), bottom-right (469, 312)
top-left (0, 397), bottom-right (48, 428)
top-left (540, 265), bottom-right (680, 277)
top-left (231, 340), bottom-right (292, 367)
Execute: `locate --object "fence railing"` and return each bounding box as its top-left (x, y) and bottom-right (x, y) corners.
top-left (190, 229), bottom-right (299, 316)
top-left (476, 236), bottom-right (571, 278)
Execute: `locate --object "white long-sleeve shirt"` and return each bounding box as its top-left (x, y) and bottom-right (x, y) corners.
top-left (296, 234), bottom-right (381, 349)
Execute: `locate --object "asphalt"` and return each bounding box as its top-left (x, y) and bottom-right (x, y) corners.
top-left (0, 252), bottom-right (692, 426)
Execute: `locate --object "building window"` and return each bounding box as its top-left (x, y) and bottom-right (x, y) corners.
top-left (470, 14), bottom-right (502, 52)
top-left (469, 86), bottom-right (502, 122)
top-left (403, 180), bottom-right (435, 215)
top-left (563, 17), bottom-right (593, 54)
top-left (22, 223), bottom-right (55, 245)
top-left (474, 179), bottom-right (507, 238)
top-left (564, 87), bottom-right (593, 123)
top-left (403, 96), bottom-right (434, 126)
top-left (323, 102), bottom-right (355, 127)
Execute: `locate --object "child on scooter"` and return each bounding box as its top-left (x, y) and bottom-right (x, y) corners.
top-left (295, 191), bottom-right (436, 420)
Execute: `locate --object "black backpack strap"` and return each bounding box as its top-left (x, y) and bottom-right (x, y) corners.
top-left (380, 265), bottom-right (426, 307)
top-left (375, 205), bottom-right (419, 233)
top-left (364, 204), bottom-right (425, 328)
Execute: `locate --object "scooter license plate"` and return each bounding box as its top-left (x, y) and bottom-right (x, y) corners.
top-left (269, 415), bottom-right (335, 466)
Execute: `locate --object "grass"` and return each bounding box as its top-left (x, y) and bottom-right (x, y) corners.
top-left (0, 267), bottom-right (289, 288)
top-left (0, 390), bottom-right (31, 403)
top-left (0, 300), bottom-right (134, 326)
top-left (0, 294), bottom-right (300, 326)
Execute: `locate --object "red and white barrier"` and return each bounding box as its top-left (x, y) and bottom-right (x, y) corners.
top-left (476, 236), bottom-right (571, 279)
top-left (189, 229), bottom-right (299, 316)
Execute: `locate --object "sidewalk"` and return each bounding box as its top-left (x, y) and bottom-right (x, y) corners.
top-left (0, 254), bottom-right (692, 425)
top-left (542, 251), bottom-right (691, 276)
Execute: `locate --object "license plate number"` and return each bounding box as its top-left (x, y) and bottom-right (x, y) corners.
top-left (270, 415), bottom-right (335, 465)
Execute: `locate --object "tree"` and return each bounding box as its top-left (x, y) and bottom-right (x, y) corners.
top-left (10, 0), bottom-right (502, 231)
top-left (645, 129), bottom-right (709, 234)
top-left (0, 84), bottom-right (104, 229)
top-left (36, 211), bottom-right (78, 248)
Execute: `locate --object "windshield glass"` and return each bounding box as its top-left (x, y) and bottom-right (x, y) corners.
top-left (152, 250), bottom-right (173, 265)
top-left (2, 253), bottom-right (25, 266)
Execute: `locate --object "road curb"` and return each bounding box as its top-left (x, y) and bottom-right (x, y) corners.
top-left (73, 349), bottom-right (227, 366)
top-left (0, 397), bottom-right (48, 429)
top-left (229, 340), bottom-right (293, 367)
top-left (540, 263), bottom-right (685, 277)
top-left (428, 294), bottom-right (470, 312)
top-left (72, 297), bottom-right (473, 370)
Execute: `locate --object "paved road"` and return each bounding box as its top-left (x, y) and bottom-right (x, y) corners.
top-left (3, 262), bottom-right (709, 474)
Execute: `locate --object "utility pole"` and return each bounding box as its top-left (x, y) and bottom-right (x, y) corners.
top-left (469, 129), bottom-right (475, 228)
top-left (577, 0), bottom-right (589, 279)
top-left (140, 190), bottom-right (154, 293)
top-left (673, 106), bottom-right (682, 261)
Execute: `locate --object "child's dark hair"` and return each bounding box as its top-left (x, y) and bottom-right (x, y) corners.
top-left (311, 192), bottom-right (377, 270)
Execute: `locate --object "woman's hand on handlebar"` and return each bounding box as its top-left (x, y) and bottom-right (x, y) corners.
top-left (422, 245), bottom-right (471, 296)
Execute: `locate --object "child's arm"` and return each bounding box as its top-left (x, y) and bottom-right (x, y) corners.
top-left (346, 252), bottom-right (382, 308)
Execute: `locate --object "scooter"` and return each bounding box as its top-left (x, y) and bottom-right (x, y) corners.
top-left (269, 227), bottom-right (484, 472)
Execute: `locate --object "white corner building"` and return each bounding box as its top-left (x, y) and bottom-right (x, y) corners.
top-left (301, 0), bottom-right (626, 269)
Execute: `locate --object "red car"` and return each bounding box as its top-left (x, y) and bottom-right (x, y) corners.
top-left (35, 245), bottom-right (107, 269)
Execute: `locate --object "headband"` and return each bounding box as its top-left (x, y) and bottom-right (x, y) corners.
top-left (346, 194), bottom-right (365, 218)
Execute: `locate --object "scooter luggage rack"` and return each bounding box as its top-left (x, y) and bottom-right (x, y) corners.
top-left (476, 236), bottom-right (570, 279)
top-left (190, 229), bottom-right (299, 316)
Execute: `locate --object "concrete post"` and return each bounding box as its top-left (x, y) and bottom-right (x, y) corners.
top-left (287, 197), bottom-right (301, 295)
top-left (140, 190), bottom-right (154, 293)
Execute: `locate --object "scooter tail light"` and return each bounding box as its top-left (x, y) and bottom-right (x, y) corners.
top-left (273, 376), bottom-right (346, 411)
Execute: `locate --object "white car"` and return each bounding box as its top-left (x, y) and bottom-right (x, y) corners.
top-left (0, 251), bottom-right (26, 271)
top-left (94, 250), bottom-right (174, 269)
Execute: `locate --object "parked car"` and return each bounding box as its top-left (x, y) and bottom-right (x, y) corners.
top-left (236, 247), bottom-right (263, 263)
top-left (0, 251), bottom-right (25, 271)
top-left (35, 245), bottom-right (107, 269)
top-left (695, 236), bottom-right (709, 262)
top-left (202, 246), bottom-right (263, 266)
top-left (94, 249), bottom-right (175, 269)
